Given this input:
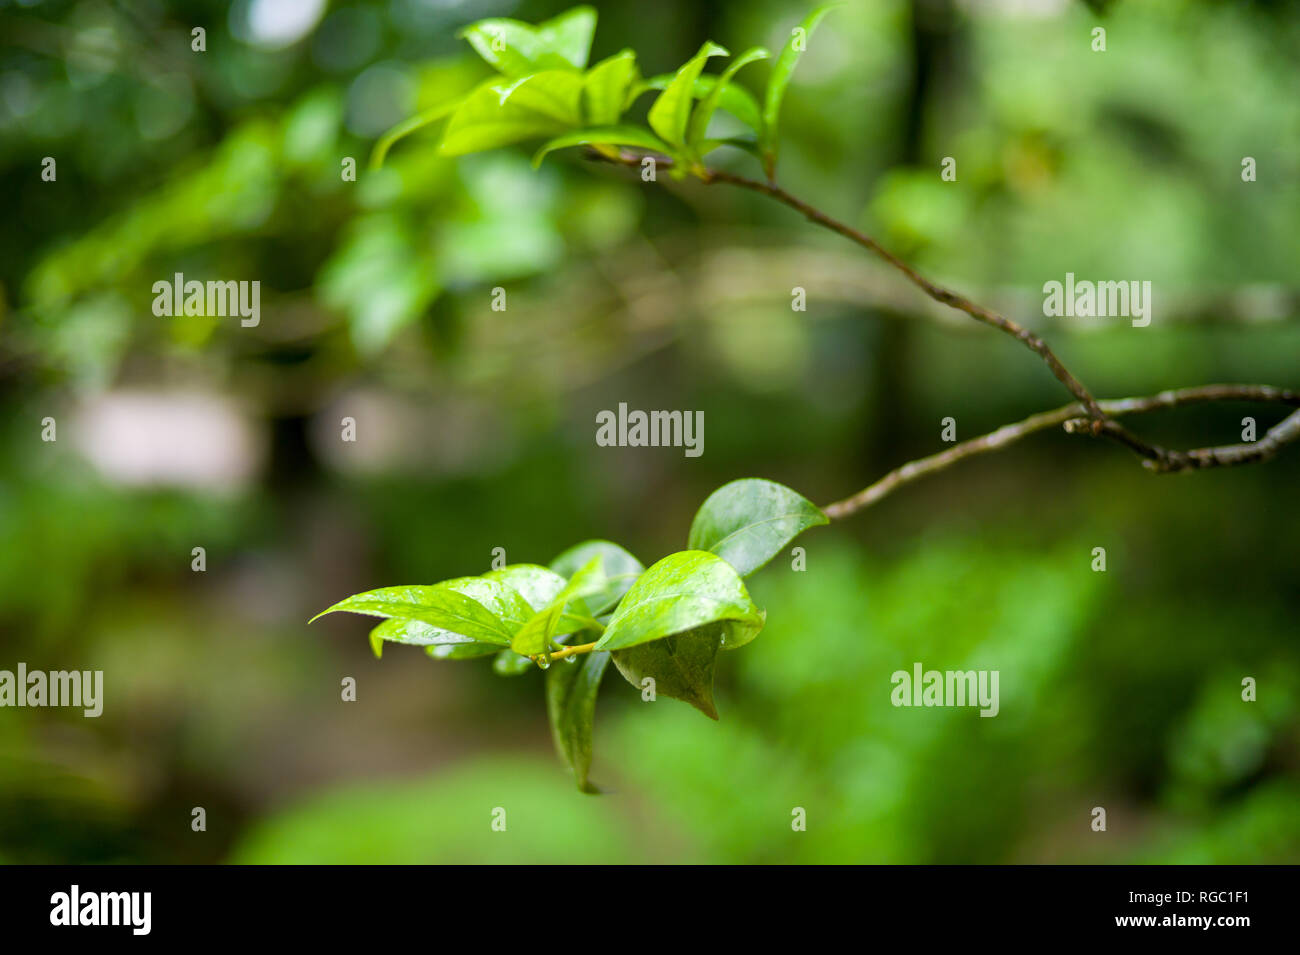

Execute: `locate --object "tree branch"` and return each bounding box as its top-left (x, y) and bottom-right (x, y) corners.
top-left (698, 167), bottom-right (1106, 421)
top-left (1064, 405), bottom-right (1300, 473)
top-left (586, 149), bottom-right (1299, 517)
top-left (823, 386), bottom-right (1300, 519)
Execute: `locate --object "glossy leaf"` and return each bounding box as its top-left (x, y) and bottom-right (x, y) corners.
top-left (405, 577), bottom-right (535, 638)
top-left (426, 642), bottom-right (501, 661)
top-left (648, 42), bottom-right (728, 147)
top-left (510, 556), bottom-right (603, 656)
top-left (583, 49), bottom-right (639, 125)
top-left (459, 6), bottom-right (597, 76)
top-left (371, 617), bottom-right (474, 649)
top-left (611, 622), bottom-right (723, 720)
top-left (687, 47), bottom-right (769, 152)
top-left (546, 650), bottom-right (610, 792)
top-left (313, 577), bottom-right (532, 646)
top-left (688, 478), bottom-right (828, 577)
top-left (761, 2), bottom-right (839, 178)
top-left (594, 550), bottom-right (764, 652)
top-left (483, 564), bottom-right (568, 612)
top-left (439, 73), bottom-right (582, 157)
top-left (532, 126), bottom-right (671, 168)
top-left (549, 540), bottom-right (644, 614)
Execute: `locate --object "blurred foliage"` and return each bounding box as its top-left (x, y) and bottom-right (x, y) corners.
top-left (1, 0), bottom-right (1298, 863)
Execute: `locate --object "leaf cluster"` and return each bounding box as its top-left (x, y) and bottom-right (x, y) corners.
top-left (315, 479), bottom-right (827, 790)
top-left (372, 4), bottom-right (839, 181)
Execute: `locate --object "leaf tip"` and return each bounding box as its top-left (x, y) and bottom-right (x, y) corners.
top-left (694, 697), bottom-right (720, 720)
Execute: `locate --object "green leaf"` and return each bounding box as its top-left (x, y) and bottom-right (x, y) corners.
top-left (370, 617), bottom-right (475, 649)
top-left (482, 564), bottom-right (568, 612)
top-left (647, 41), bottom-right (728, 147)
top-left (696, 136), bottom-right (761, 160)
top-left (611, 622), bottom-right (723, 720)
top-left (688, 478), bottom-right (828, 578)
top-left (686, 47), bottom-right (769, 153)
top-left (761, 2), bottom-right (839, 178)
top-left (497, 71), bottom-right (585, 125)
top-left (583, 49), bottom-right (639, 125)
top-left (381, 618), bottom-right (519, 660)
top-left (492, 649), bottom-right (534, 676)
top-left (426, 642), bottom-right (501, 661)
top-left (546, 650), bottom-right (610, 792)
top-left (370, 98), bottom-right (461, 170)
top-left (642, 74), bottom-right (763, 134)
top-left (439, 73), bottom-right (582, 157)
top-left (459, 6), bottom-right (598, 77)
top-left (593, 550), bottom-right (764, 652)
top-left (532, 125), bottom-right (671, 168)
top-left (510, 556), bottom-right (603, 656)
top-left (549, 540), bottom-right (644, 615)
top-left (313, 578), bottom-right (532, 646)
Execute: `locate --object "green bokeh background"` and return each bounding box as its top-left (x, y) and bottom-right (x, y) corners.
top-left (1, 0), bottom-right (1297, 863)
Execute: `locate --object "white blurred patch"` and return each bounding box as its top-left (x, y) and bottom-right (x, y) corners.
top-left (311, 388), bottom-right (515, 478)
top-left (234, 0), bottom-right (326, 49)
top-left (72, 391), bottom-right (263, 490)
top-left (956, 0), bottom-right (1070, 16)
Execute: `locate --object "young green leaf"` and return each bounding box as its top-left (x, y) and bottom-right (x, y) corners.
top-left (549, 540), bottom-right (644, 614)
top-left (370, 98), bottom-right (463, 170)
top-left (532, 126), bottom-right (672, 168)
top-left (510, 556), bottom-right (604, 656)
top-left (501, 71), bottom-right (585, 125)
top-left (641, 74), bottom-right (764, 134)
top-left (593, 550), bottom-right (764, 652)
top-left (647, 42), bottom-right (728, 147)
top-left (313, 578), bottom-right (532, 646)
top-left (697, 136), bottom-right (762, 160)
top-left (371, 617), bottom-right (479, 649)
top-left (546, 650), bottom-right (610, 792)
top-left (611, 622), bottom-right (723, 720)
top-left (583, 49), bottom-right (639, 125)
top-left (459, 6), bottom-right (598, 76)
top-left (439, 73), bottom-right (582, 157)
top-left (686, 47), bottom-right (769, 153)
top-left (760, 2), bottom-right (839, 178)
top-left (688, 478), bottom-right (829, 577)
top-left (482, 564), bottom-right (568, 612)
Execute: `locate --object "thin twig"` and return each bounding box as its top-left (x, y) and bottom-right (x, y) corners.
top-left (699, 167), bottom-right (1106, 422)
top-left (590, 151), bottom-right (1102, 418)
top-left (586, 149), bottom-right (1299, 515)
top-left (823, 385), bottom-right (1300, 518)
top-left (1065, 406), bottom-right (1300, 473)
top-left (536, 641), bottom-right (599, 662)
